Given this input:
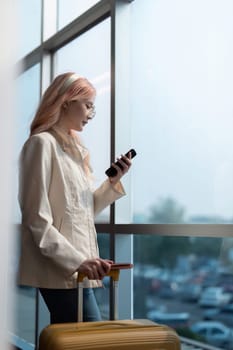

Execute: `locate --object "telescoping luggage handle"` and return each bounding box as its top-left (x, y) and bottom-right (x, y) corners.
top-left (77, 263), bottom-right (133, 322)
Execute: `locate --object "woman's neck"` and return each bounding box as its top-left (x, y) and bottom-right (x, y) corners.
top-left (53, 122), bottom-right (71, 135)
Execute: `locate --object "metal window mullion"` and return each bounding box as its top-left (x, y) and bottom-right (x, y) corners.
top-left (109, 0), bottom-right (134, 321)
top-left (109, 22), bottom-right (116, 259)
top-left (109, 0), bottom-right (116, 321)
top-left (13, 223), bottom-right (233, 238)
top-left (40, 52), bottom-right (52, 95)
top-left (96, 223), bottom-right (233, 238)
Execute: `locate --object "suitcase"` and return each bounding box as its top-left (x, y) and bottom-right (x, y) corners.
top-left (39, 264), bottom-right (181, 350)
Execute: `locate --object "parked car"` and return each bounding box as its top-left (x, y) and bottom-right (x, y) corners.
top-left (190, 321), bottom-right (233, 349)
top-left (203, 304), bottom-right (233, 327)
top-left (221, 283), bottom-right (233, 294)
top-left (147, 310), bottom-right (190, 329)
top-left (178, 284), bottom-right (202, 302)
top-left (199, 287), bottom-right (232, 307)
top-left (157, 281), bottom-right (180, 299)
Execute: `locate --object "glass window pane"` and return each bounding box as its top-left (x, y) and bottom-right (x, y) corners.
top-left (17, 0), bottom-right (42, 60)
top-left (130, 0), bottom-right (233, 223)
top-left (97, 233), bottom-right (110, 260)
top-left (58, 0), bottom-right (100, 30)
top-left (14, 64), bottom-right (41, 223)
top-left (13, 285), bottom-right (37, 346)
top-left (94, 233), bottom-right (110, 320)
top-left (11, 64), bottom-right (40, 347)
top-left (54, 19), bottom-right (111, 222)
top-left (134, 234), bottom-right (233, 349)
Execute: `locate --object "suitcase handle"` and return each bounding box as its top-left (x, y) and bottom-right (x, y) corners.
top-left (77, 262), bottom-right (133, 322)
top-left (77, 263), bottom-right (133, 283)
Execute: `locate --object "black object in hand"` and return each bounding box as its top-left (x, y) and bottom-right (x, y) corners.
top-left (105, 149), bottom-right (137, 177)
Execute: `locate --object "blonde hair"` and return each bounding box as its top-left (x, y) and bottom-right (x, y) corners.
top-left (30, 72), bottom-right (96, 136)
top-left (30, 72), bottom-right (96, 178)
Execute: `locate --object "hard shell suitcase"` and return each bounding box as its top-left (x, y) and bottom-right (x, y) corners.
top-left (39, 264), bottom-right (181, 350)
top-left (39, 319), bottom-right (180, 350)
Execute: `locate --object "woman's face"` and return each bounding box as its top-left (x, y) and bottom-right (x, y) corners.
top-left (60, 94), bottom-right (96, 132)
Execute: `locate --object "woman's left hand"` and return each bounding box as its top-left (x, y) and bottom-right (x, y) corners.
top-left (109, 153), bottom-right (132, 185)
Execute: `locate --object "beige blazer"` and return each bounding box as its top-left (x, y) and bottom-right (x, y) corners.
top-left (18, 128), bottom-right (125, 289)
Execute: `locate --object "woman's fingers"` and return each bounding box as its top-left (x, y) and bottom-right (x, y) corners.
top-left (78, 258), bottom-right (113, 280)
top-left (119, 155), bottom-right (132, 173)
top-left (111, 155), bottom-right (131, 175)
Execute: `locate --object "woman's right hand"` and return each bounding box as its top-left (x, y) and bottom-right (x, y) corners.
top-left (77, 258), bottom-right (114, 280)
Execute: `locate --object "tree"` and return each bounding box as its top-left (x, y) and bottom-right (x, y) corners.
top-left (134, 197), bottom-right (190, 267)
top-left (148, 197), bottom-right (186, 223)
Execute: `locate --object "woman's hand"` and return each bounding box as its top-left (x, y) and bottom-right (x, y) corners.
top-left (109, 153), bottom-right (132, 186)
top-left (77, 258), bottom-right (114, 280)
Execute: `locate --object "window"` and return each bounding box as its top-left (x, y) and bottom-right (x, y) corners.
top-left (130, 0), bottom-right (233, 224)
top-left (15, 1), bottom-right (233, 349)
top-left (199, 329), bottom-right (207, 336)
top-left (211, 328), bottom-right (223, 335)
top-left (95, 233), bottom-right (110, 319)
top-left (55, 18), bottom-right (111, 222)
top-left (134, 234), bottom-right (233, 343)
top-left (17, 0), bottom-right (41, 60)
top-left (12, 64), bottom-right (40, 347)
top-left (58, 0), bottom-right (100, 30)
top-left (14, 64), bottom-right (41, 222)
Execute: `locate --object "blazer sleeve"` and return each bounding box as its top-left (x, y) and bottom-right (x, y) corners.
top-left (93, 179), bottom-right (126, 216)
top-left (18, 135), bottom-right (86, 276)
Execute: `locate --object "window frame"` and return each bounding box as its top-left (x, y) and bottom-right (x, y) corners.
top-left (16, 0), bottom-right (233, 347)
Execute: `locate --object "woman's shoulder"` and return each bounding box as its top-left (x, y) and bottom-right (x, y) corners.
top-left (24, 131), bottom-right (56, 147)
top-left (21, 132), bottom-right (57, 156)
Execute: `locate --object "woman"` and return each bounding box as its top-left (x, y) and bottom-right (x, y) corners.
top-left (18, 72), bottom-right (132, 324)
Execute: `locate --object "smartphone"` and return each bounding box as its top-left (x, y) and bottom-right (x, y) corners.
top-left (110, 263), bottom-right (134, 270)
top-left (105, 148), bottom-right (137, 177)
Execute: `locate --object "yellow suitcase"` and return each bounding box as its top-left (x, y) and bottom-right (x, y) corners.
top-left (39, 264), bottom-right (181, 350)
top-left (39, 319), bottom-right (180, 350)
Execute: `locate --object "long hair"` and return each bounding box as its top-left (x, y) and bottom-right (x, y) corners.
top-left (30, 72), bottom-right (96, 178)
top-left (30, 72), bottom-right (96, 136)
